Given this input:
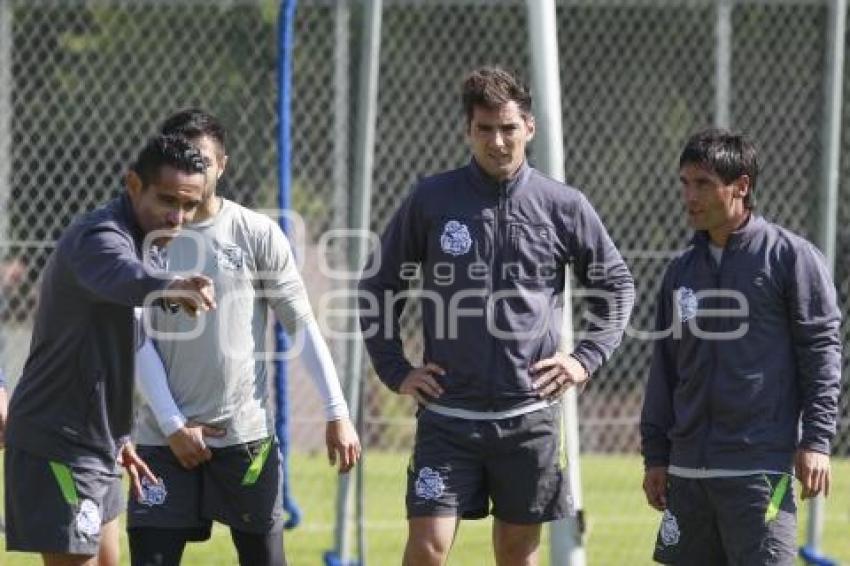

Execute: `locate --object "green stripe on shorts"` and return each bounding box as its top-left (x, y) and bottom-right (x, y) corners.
top-left (241, 439), bottom-right (273, 486)
top-left (49, 461), bottom-right (79, 506)
top-left (765, 474), bottom-right (790, 523)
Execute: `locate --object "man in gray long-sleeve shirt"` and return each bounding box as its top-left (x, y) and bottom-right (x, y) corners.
top-left (4, 135), bottom-right (216, 565)
top-left (360, 67), bottom-right (635, 566)
top-left (640, 129), bottom-right (842, 565)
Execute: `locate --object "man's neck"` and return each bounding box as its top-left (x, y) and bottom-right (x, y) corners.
top-left (193, 195), bottom-right (222, 223)
top-left (708, 211), bottom-right (751, 247)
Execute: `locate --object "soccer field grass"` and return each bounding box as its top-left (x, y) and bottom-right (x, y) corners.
top-left (2, 453), bottom-right (848, 565)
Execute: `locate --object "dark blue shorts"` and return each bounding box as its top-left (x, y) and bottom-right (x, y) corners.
top-left (4, 447), bottom-right (123, 555)
top-left (406, 405), bottom-right (572, 524)
top-left (653, 474), bottom-right (796, 565)
top-left (127, 437), bottom-right (283, 536)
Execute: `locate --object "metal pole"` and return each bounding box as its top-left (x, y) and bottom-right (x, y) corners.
top-left (806, 0), bottom-right (845, 556)
top-left (715, 0), bottom-right (732, 129)
top-left (333, 0), bottom-right (350, 239)
top-left (332, 0), bottom-right (382, 563)
top-left (0, 0), bottom-right (13, 244)
top-left (526, 2), bottom-right (585, 565)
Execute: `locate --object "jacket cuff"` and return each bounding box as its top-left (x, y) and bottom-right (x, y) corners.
top-left (570, 344), bottom-right (602, 376)
top-left (383, 361), bottom-right (414, 393)
top-left (799, 438), bottom-right (831, 456)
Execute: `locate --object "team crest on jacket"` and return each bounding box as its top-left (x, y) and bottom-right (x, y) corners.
top-left (676, 287), bottom-right (698, 322)
top-left (440, 220), bottom-right (472, 256)
top-left (660, 509), bottom-right (680, 546)
top-left (216, 243), bottom-right (244, 271)
top-left (414, 467), bottom-right (446, 500)
top-left (138, 476), bottom-right (168, 507)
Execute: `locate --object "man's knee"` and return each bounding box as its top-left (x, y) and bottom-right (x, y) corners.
top-left (494, 520), bottom-right (541, 565)
top-left (404, 516), bottom-right (458, 566)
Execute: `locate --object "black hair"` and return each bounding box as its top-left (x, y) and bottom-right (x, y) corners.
top-left (160, 108), bottom-right (227, 156)
top-left (130, 134), bottom-right (206, 188)
top-left (680, 128), bottom-right (759, 209)
top-left (461, 66), bottom-right (532, 125)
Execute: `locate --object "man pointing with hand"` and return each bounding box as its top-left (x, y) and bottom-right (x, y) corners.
top-left (4, 134), bottom-right (214, 566)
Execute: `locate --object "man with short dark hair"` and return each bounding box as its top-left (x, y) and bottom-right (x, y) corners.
top-left (127, 109), bottom-right (360, 566)
top-left (640, 129), bottom-right (842, 564)
top-left (4, 134), bottom-right (215, 566)
top-left (360, 66), bottom-right (635, 565)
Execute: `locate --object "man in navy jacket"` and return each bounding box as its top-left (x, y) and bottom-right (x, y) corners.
top-left (640, 129), bottom-right (842, 565)
top-left (361, 66), bottom-right (634, 566)
top-left (4, 135), bottom-right (215, 565)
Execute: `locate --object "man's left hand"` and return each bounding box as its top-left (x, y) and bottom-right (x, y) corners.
top-left (531, 353), bottom-right (589, 400)
top-left (795, 448), bottom-right (830, 499)
top-left (325, 417), bottom-right (361, 474)
top-left (118, 441), bottom-right (159, 502)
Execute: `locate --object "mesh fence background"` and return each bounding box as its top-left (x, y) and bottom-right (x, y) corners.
top-left (0, 0), bottom-right (849, 564)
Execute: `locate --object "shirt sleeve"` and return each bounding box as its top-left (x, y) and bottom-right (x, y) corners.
top-left (567, 194), bottom-right (636, 375)
top-left (135, 333), bottom-right (186, 438)
top-left (358, 190), bottom-right (426, 392)
top-left (788, 241), bottom-right (842, 455)
top-left (256, 221), bottom-right (314, 335)
top-left (299, 318), bottom-right (349, 421)
top-left (71, 225), bottom-right (173, 306)
top-left (640, 268), bottom-right (677, 468)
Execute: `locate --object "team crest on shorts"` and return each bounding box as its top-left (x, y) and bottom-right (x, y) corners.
top-left (440, 220), bottom-right (472, 256)
top-left (660, 509), bottom-right (680, 546)
top-left (138, 476), bottom-right (168, 507)
top-left (216, 243), bottom-right (245, 271)
top-left (676, 287), bottom-right (698, 322)
top-left (414, 467), bottom-right (446, 500)
top-left (76, 499), bottom-right (101, 537)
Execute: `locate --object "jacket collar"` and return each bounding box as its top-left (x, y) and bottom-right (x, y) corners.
top-left (118, 193), bottom-right (146, 249)
top-left (690, 213), bottom-right (765, 251)
top-left (468, 158), bottom-right (531, 196)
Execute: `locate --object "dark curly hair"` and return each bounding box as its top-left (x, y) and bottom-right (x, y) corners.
top-left (130, 134), bottom-right (207, 188)
top-left (461, 66), bottom-right (532, 126)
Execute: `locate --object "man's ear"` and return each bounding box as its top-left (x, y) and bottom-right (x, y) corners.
top-left (525, 115), bottom-right (536, 142)
top-left (218, 154), bottom-right (229, 180)
top-left (733, 174), bottom-right (750, 200)
top-left (125, 170), bottom-right (143, 198)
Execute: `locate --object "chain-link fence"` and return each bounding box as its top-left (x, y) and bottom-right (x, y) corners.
top-left (1, 0), bottom-right (849, 564)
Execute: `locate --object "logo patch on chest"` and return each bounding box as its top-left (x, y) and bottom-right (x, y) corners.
top-left (216, 243), bottom-right (244, 271)
top-left (440, 220), bottom-right (472, 256)
top-left (676, 287), bottom-right (698, 322)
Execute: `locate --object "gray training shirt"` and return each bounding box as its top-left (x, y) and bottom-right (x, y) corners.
top-left (133, 199), bottom-right (314, 447)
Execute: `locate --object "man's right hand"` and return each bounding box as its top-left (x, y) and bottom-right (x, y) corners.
top-left (164, 275), bottom-right (216, 317)
top-left (643, 466), bottom-right (668, 511)
top-left (398, 363), bottom-right (446, 404)
top-left (167, 423), bottom-right (226, 469)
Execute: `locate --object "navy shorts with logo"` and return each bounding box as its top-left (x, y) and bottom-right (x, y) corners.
top-left (406, 405), bottom-right (572, 524)
top-left (127, 436), bottom-right (283, 536)
top-left (652, 474), bottom-right (796, 565)
top-left (4, 447), bottom-right (124, 555)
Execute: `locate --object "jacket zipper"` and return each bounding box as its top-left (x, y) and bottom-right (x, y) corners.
top-left (701, 242), bottom-right (725, 468)
top-left (489, 181), bottom-right (509, 410)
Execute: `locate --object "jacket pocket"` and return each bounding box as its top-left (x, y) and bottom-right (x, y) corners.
top-left (713, 372), bottom-right (770, 445)
top-left (505, 222), bottom-right (557, 285)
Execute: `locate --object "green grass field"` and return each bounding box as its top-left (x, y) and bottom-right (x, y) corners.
top-left (2, 453), bottom-right (849, 565)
